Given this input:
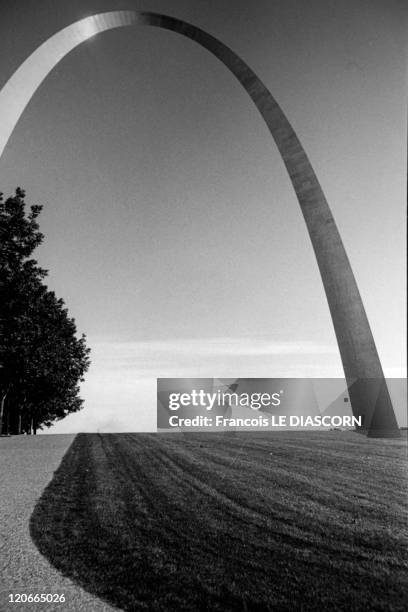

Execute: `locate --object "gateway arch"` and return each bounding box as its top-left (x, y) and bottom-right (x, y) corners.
top-left (0, 11), bottom-right (399, 437)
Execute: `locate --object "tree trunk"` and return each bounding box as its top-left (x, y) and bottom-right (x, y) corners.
top-left (0, 392), bottom-right (8, 435)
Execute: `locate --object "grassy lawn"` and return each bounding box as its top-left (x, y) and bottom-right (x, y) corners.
top-left (30, 432), bottom-right (408, 611)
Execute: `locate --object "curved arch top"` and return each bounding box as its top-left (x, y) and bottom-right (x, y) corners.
top-left (0, 11), bottom-right (399, 436)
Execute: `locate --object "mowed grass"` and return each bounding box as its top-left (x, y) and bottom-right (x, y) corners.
top-left (30, 432), bottom-right (408, 611)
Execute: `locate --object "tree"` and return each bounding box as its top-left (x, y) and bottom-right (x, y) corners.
top-left (0, 188), bottom-right (90, 434)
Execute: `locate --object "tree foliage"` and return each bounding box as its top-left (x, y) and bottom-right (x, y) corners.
top-left (0, 188), bottom-right (91, 434)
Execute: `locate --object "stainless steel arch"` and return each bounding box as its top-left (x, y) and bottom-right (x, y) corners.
top-left (0, 11), bottom-right (399, 437)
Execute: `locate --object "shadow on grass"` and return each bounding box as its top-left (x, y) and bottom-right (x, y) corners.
top-left (29, 434), bottom-right (266, 611)
top-left (30, 433), bottom-right (408, 612)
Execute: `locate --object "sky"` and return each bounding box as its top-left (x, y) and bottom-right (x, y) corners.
top-left (0, 0), bottom-right (406, 431)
